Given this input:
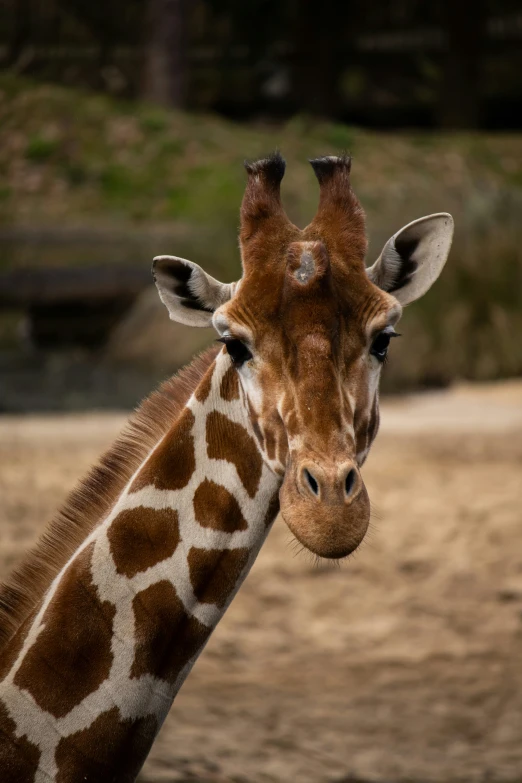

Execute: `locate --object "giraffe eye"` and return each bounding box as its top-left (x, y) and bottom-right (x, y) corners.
top-left (370, 327), bottom-right (400, 363)
top-left (219, 336), bottom-right (253, 366)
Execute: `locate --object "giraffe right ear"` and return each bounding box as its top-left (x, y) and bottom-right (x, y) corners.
top-left (366, 213), bottom-right (454, 306)
top-left (152, 256), bottom-right (236, 327)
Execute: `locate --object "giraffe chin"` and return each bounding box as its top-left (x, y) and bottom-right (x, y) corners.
top-left (279, 480), bottom-right (371, 560)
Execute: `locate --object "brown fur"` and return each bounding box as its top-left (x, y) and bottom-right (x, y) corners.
top-left (206, 411), bottom-right (263, 498)
top-left (130, 581), bottom-right (211, 683)
top-left (14, 543), bottom-right (115, 718)
top-left (54, 707), bottom-right (157, 783)
top-left (220, 365), bottom-right (240, 401)
top-left (0, 701), bottom-right (41, 781)
top-left (194, 361), bottom-right (214, 403)
top-left (130, 407), bottom-right (196, 492)
top-left (108, 508), bottom-right (180, 578)
top-left (306, 155), bottom-right (368, 264)
top-left (0, 613), bottom-right (35, 683)
top-left (264, 491), bottom-right (281, 528)
top-left (193, 479), bottom-right (248, 532)
top-left (0, 345), bottom-right (220, 651)
top-left (187, 547), bottom-right (251, 607)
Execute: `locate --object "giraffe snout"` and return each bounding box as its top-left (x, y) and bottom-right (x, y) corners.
top-left (279, 456), bottom-right (370, 559)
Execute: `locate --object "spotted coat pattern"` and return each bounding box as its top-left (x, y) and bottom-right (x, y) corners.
top-left (0, 351), bottom-right (281, 782)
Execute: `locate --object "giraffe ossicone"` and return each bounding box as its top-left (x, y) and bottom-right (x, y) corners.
top-left (0, 152), bottom-right (453, 781)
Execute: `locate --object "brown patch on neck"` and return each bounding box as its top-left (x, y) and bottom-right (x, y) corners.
top-left (108, 507), bottom-right (180, 578)
top-left (187, 547), bottom-right (250, 607)
top-left (0, 611), bottom-right (36, 682)
top-left (206, 411), bottom-right (262, 498)
top-left (247, 396), bottom-right (265, 450)
top-left (264, 427), bottom-right (277, 462)
top-left (220, 363), bottom-right (240, 401)
top-left (0, 345), bottom-right (219, 655)
top-left (55, 707), bottom-right (157, 783)
top-left (356, 394), bottom-right (380, 464)
top-left (194, 361), bottom-right (215, 403)
top-left (264, 490), bottom-right (281, 527)
top-left (131, 580), bottom-right (211, 684)
top-left (193, 479), bottom-right (248, 532)
top-left (14, 543), bottom-right (115, 719)
top-left (131, 407), bottom-right (196, 492)
top-left (0, 701), bottom-right (41, 782)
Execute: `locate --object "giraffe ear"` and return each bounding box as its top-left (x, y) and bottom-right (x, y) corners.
top-left (366, 213), bottom-right (454, 305)
top-left (152, 256), bottom-right (236, 327)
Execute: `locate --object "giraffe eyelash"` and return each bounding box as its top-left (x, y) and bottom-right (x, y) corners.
top-left (217, 336), bottom-right (253, 366)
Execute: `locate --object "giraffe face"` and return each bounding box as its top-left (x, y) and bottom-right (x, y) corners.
top-left (212, 238), bottom-right (401, 559)
top-left (154, 153), bottom-right (453, 559)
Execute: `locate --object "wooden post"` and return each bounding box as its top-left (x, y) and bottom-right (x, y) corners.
top-left (438, 0), bottom-right (485, 128)
top-left (141, 0), bottom-right (188, 108)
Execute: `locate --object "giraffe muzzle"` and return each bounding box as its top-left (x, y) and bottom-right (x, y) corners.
top-left (280, 458), bottom-right (370, 559)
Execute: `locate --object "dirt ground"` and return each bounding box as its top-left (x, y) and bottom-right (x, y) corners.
top-left (1, 382), bottom-right (522, 783)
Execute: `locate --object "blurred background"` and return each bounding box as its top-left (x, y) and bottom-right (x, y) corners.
top-left (1, 2), bottom-right (522, 782)
top-left (0, 0), bottom-right (522, 408)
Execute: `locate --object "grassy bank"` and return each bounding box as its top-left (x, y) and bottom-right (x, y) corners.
top-left (1, 73), bottom-right (522, 391)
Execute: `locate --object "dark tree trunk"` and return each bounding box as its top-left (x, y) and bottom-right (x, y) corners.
top-left (438, 0), bottom-right (485, 129)
top-left (290, 0), bottom-right (340, 117)
top-left (8, 0), bottom-right (32, 67)
top-left (142, 0), bottom-right (187, 108)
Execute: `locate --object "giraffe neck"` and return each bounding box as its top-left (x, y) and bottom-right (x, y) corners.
top-left (0, 351), bottom-right (281, 783)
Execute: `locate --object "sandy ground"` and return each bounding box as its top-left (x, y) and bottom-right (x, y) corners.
top-left (1, 381), bottom-right (522, 782)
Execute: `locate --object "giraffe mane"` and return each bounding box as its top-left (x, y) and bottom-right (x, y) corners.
top-left (0, 345), bottom-right (220, 650)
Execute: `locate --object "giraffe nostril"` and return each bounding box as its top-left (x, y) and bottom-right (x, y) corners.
top-left (345, 468), bottom-right (357, 497)
top-left (303, 468), bottom-right (319, 497)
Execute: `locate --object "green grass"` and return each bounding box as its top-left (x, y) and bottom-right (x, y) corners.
top-left (1, 73), bottom-right (522, 388)
top-left (25, 135), bottom-right (59, 162)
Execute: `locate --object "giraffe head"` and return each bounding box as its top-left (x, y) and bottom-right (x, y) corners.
top-left (153, 153), bottom-right (453, 559)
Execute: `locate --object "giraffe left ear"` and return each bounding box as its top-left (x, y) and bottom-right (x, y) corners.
top-left (152, 255), bottom-right (236, 327)
top-left (366, 213), bottom-right (454, 305)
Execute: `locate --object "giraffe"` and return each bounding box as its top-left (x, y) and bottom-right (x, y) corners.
top-left (0, 153), bottom-right (453, 782)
